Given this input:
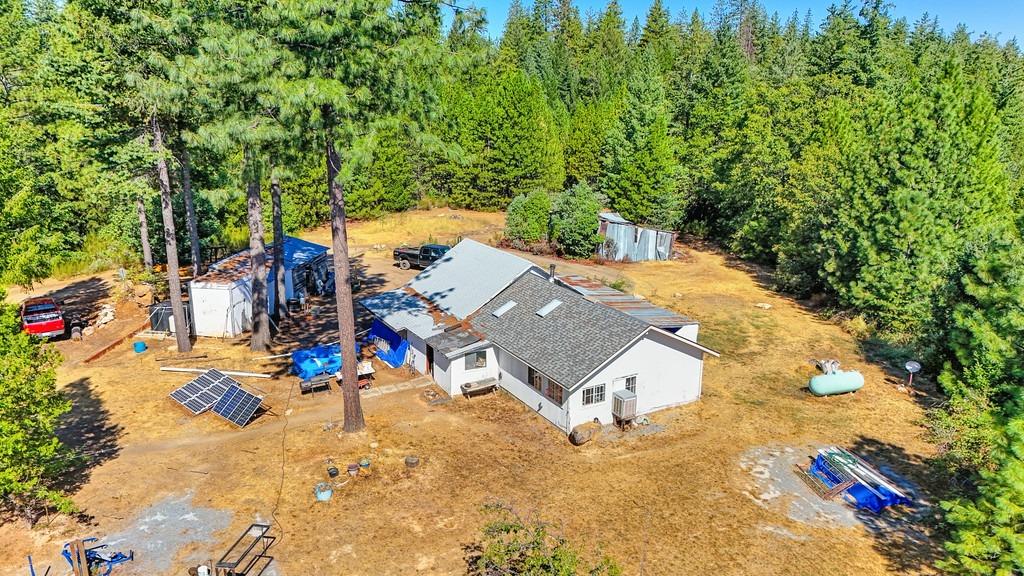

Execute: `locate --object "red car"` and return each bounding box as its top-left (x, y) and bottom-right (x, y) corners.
top-left (21, 297), bottom-right (66, 339)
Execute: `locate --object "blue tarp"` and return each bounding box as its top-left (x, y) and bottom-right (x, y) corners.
top-left (369, 319), bottom-right (409, 368)
top-left (291, 342), bottom-right (360, 381)
top-left (809, 454), bottom-right (911, 514)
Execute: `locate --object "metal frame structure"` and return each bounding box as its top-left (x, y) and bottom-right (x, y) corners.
top-left (215, 523), bottom-right (275, 576)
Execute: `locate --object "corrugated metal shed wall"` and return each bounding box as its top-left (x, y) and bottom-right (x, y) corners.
top-left (598, 221), bottom-right (675, 262)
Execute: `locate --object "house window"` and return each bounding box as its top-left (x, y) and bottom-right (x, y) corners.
top-left (528, 367), bottom-right (563, 404)
top-left (528, 367), bottom-right (543, 392)
top-left (465, 351), bottom-right (487, 370)
top-left (625, 375), bottom-right (636, 393)
top-left (545, 381), bottom-right (564, 405)
top-left (582, 384), bottom-right (605, 405)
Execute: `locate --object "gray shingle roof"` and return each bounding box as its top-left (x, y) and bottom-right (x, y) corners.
top-left (472, 273), bottom-right (649, 388)
top-left (407, 239), bottom-right (542, 320)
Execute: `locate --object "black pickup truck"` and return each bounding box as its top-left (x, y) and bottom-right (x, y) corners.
top-left (393, 243), bottom-right (450, 270)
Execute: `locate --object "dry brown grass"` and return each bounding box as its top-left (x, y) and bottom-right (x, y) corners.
top-left (0, 211), bottom-right (940, 576)
top-left (302, 208), bottom-right (505, 255)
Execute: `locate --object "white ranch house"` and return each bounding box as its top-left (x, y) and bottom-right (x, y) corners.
top-left (360, 239), bottom-right (719, 434)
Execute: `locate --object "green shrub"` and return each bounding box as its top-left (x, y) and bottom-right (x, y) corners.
top-left (469, 501), bottom-right (621, 576)
top-left (551, 183), bottom-right (601, 259)
top-left (505, 190), bottom-right (552, 244)
top-left (0, 291), bottom-right (74, 521)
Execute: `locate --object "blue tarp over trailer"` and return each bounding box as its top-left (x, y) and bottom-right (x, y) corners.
top-left (291, 343), bottom-right (361, 381)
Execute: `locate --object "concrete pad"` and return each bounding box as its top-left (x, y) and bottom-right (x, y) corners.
top-left (361, 388), bottom-right (383, 398)
top-left (378, 384), bottom-right (399, 394)
top-left (395, 381), bottom-right (415, 390)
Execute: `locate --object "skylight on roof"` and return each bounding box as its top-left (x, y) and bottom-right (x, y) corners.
top-left (536, 299), bottom-right (562, 317)
top-left (492, 301), bottom-right (517, 318)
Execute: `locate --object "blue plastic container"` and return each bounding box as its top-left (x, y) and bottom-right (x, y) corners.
top-left (132, 341), bottom-right (147, 354)
top-left (314, 482), bottom-right (333, 502)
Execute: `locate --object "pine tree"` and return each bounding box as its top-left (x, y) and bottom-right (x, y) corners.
top-left (640, 0), bottom-right (678, 74)
top-left (600, 49), bottom-right (678, 228)
top-left (497, 0), bottom-right (539, 70)
top-left (939, 409), bottom-right (1024, 575)
top-left (454, 69), bottom-right (564, 209)
top-left (0, 290), bottom-right (73, 520)
top-left (822, 58), bottom-right (1013, 335)
top-left (552, 0), bottom-right (584, 108)
top-left (264, 0), bottom-right (446, 432)
top-left (565, 98), bottom-right (618, 187)
top-left (146, 116), bottom-right (191, 352)
top-left (347, 122), bottom-right (417, 219)
top-left (581, 0), bottom-right (628, 100)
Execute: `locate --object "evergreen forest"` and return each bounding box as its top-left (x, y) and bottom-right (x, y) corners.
top-left (1, 0), bottom-right (1024, 571)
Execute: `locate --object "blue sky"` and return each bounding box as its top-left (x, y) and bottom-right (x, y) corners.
top-left (460, 0), bottom-right (1022, 42)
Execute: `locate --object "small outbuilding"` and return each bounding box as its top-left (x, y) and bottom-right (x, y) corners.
top-left (597, 212), bottom-right (677, 262)
top-left (189, 236), bottom-right (330, 337)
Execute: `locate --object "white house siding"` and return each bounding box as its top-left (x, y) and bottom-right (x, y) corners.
top-left (439, 347), bottom-right (499, 397)
top-left (567, 329), bottom-right (704, 430)
top-left (494, 348), bottom-right (569, 431)
top-left (406, 332), bottom-right (429, 374)
top-left (433, 354), bottom-right (452, 394)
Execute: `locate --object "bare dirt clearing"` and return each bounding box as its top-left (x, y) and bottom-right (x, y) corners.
top-left (1, 210), bottom-right (939, 576)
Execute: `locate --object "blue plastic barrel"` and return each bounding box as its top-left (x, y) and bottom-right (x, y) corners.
top-left (133, 341), bottom-right (147, 354)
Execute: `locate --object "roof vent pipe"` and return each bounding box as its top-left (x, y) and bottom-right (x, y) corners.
top-left (548, 264), bottom-right (556, 283)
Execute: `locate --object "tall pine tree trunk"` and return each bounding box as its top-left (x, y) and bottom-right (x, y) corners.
top-left (136, 194), bottom-right (153, 272)
top-left (271, 170), bottom-right (287, 322)
top-left (324, 107), bottom-right (364, 432)
top-left (151, 116), bottom-right (191, 353)
top-left (179, 146), bottom-right (202, 278)
top-left (246, 147), bottom-right (271, 352)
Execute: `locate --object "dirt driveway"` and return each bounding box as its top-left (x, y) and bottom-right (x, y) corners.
top-left (1, 210), bottom-right (940, 576)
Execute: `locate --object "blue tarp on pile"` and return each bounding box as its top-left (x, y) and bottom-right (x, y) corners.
top-left (291, 342), bottom-right (360, 381)
top-left (809, 454), bottom-right (911, 514)
top-left (369, 319), bottom-right (409, 368)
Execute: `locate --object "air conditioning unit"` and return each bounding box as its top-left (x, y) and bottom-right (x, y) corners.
top-left (612, 389), bottom-right (637, 422)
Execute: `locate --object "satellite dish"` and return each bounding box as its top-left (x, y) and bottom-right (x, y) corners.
top-left (905, 360), bottom-right (921, 374)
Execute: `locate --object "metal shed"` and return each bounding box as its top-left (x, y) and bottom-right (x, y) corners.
top-left (189, 236), bottom-right (329, 337)
top-left (597, 212), bottom-right (676, 262)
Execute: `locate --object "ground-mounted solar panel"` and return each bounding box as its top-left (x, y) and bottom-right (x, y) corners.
top-left (168, 369), bottom-right (239, 415)
top-left (212, 384), bottom-right (263, 427)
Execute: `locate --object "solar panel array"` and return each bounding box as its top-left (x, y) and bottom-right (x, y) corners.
top-left (212, 384), bottom-right (263, 427)
top-left (168, 369), bottom-right (239, 414)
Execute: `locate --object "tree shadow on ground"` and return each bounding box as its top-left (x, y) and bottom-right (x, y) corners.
top-left (848, 436), bottom-right (944, 573)
top-left (266, 255), bottom-right (394, 377)
top-left (55, 378), bottom-right (123, 496)
top-left (46, 277), bottom-right (111, 325)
